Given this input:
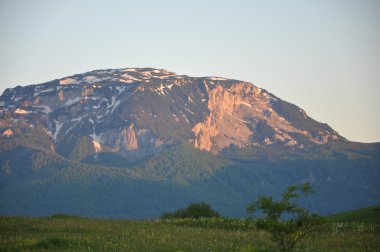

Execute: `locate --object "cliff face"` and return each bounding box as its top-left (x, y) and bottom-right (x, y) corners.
top-left (192, 82), bottom-right (254, 152)
top-left (191, 81), bottom-right (342, 153)
top-left (0, 67), bottom-right (344, 162)
top-left (98, 123), bottom-right (168, 161)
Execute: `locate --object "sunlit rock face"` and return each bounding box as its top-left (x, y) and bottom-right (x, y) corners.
top-left (0, 67), bottom-right (344, 161)
top-left (191, 80), bottom-right (342, 153)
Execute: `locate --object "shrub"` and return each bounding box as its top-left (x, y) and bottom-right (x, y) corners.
top-left (161, 202), bottom-right (220, 219)
top-left (247, 183), bottom-right (323, 252)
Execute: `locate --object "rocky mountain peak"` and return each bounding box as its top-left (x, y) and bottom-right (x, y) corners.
top-left (0, 67), bottom-right (344, 162)
top-left (58, 68), bottom-right (178, 86)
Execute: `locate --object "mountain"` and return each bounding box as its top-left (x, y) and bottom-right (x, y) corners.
top-left (325, 205), bottom-right (380, 224)
top-left (0, 67), bottom-right (379, 218)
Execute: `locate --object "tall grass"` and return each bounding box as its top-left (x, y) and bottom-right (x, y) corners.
top-left (0, 216), bottom-right (379, 251)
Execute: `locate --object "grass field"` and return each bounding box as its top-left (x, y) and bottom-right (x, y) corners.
top-left (0, 212), bottom-right (379, 252)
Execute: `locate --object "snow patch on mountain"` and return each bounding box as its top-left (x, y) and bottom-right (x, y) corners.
top-left (60, 78), bottom-right (80, 85)
top-left (93, 98), bottom-right (108, 109)
top-left (37, 88), bottom-right (55, 96)
top-left (83, 76), bottom-right (100, 83)
top-left (63, 97), bottom-right (81, 106)
top-left (33, 105), bottom-right (52, 114)
top-left (239, 101), bottom-right (252, 107)
top-left (93, 69), bottom-right (119, 75)
top-left (120, 73), bottom-right (140, 83)
top-left (208, 77), bottom-right (227, 81)
top-left (123, 68), bottom-right (137, 72)
top-left (115, 86), bottom-right (126, 94)
top-left (156, 84), bottom-right (166, 96)
top-left (71, 114), bottom-right (88, 122)
top-left (53, 121), bottom-right (63, 140)
top-left (15, 108), bottom-right (29, 114)
top-left (264, 92), bottom-right (279, 102)
top-left (90, 130), bottom-right (103, 144)
top-left (14, 97), bottom-right (23, 102)
top-left (110, 99), bottom-right (121, 113)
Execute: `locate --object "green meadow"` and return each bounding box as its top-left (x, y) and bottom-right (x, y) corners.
top-left (1, 206), bottom-right (379, 252)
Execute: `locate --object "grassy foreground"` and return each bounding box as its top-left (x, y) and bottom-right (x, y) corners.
top-left (0, 215), bottom-right (379, 252)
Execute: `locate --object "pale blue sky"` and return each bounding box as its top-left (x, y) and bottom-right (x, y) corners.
top-left (0, 0), bottom-right (379, 142)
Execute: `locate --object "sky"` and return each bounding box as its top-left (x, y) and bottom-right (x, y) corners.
top-left (0, 0), bottom-right (379, 142)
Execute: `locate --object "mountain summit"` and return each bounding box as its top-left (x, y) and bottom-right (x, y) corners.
top-left (0, 67), bottom-right (379, 218)
top-left (1, 67), bottom-right (344, 162)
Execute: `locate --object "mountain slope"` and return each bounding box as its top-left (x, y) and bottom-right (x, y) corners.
top-left (0, 67), bottom-right (345, 162)
top-left (0, 67), bottom-right (379, 218)
top-left (326, 205), bottom-right (380, 224)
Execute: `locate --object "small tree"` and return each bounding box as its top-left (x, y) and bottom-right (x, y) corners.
top-left (161, 202), bottom-right (220, 219)
top-left (247, 183), bottom-right (322, 252)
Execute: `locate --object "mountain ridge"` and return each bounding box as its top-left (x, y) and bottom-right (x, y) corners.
top-left (0, 67), bottom-right (346, 163)
top-left (0, 67), bottom-right (379, 218)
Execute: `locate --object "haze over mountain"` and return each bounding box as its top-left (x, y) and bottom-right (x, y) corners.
top-left (0, 68), bottom-right (379, 218)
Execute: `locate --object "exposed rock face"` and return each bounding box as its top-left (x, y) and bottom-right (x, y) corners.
top-left (0, 67), bottom-right (344, 162)
top-left (192, 83), bottom-right (253, 152)
top-left (1, 129), bottom-right (13, 137)
top-left (98, 123), bottom-right (167, 161)
top-left (191, 81), bottom-right (342, 152)
top-left (123, 124), bottom-right (139, 151)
